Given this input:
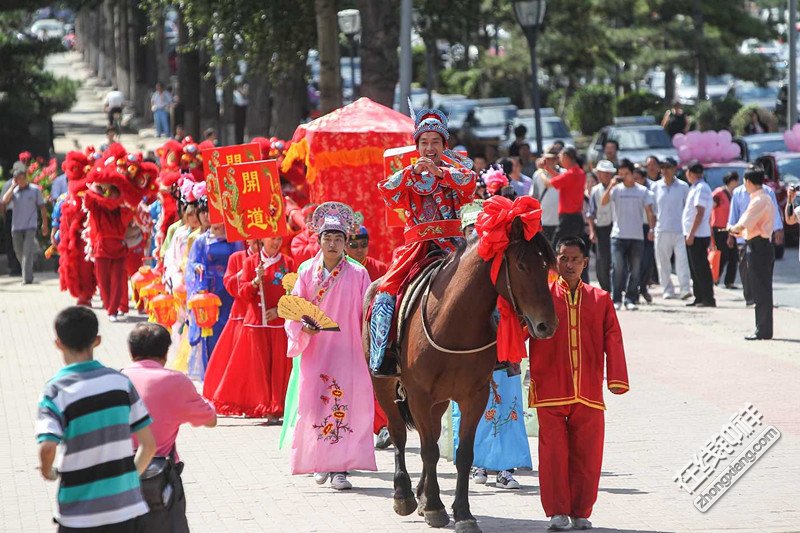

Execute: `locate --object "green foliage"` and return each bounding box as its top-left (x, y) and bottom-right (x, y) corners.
top-left (567, 85), bottom-right (616, 135)
top-left (692, 97), bottom-right (743, 131)
top-left (616, 89), bottom-right (666, 118)
top-left (730, 104), bottom-right (778, 136)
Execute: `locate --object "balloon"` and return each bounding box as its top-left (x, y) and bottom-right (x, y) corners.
top-left (726, 143), bottom-right (740, 160)
top-left (686, 131), bottom-right (701, 144)
top-left (672, 133), bottom-right (686, 149)
top-left (718, 130), bottom-right (732, 144)
top-left (678, 145), bottom-right (692, 162)
top-left (792, 123), bottom-right (800, 136)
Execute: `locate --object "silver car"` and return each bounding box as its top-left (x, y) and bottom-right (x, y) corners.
top-left (586, 116), bottom-right (678, 167)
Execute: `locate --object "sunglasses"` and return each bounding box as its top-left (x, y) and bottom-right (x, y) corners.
top-left (348, 240), bottom-right (368, 249)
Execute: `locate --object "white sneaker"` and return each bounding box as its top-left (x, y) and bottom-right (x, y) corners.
top-left (663, 292), bottom-right (675, 300)
top-left (375, 427), bottom-right (392, 449)
top-left (624, 301), bottom-right (638, 311)
top-left (613, 302), bottom-right (623, 311)
top-left (471, 467), bottom-right (488, 484)
top-left (572, 517), bottom-right (593, 530)
top-left (495, 470), bottom-right (520, 489)
top-left (330, 472), bottom-right (352, 490)
top-left (108, 314), bottom-right (118, 323)
top-left (548, 515), bottom-right (571, 531)
top-left (313, 472), bottom-right (329, 485)
top-left (116, 312), bottom-right (127, 320)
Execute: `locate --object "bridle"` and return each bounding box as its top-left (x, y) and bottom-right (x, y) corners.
top-left (420, 251), bottom-right (519, 355)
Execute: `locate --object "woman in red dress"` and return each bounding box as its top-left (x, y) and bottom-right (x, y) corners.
top-left (210, 237), bottom-right (295, 421)
top-left (202, 239), bottom-right (257, 400)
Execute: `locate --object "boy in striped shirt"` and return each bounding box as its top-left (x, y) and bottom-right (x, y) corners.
top-left (36, 306), bottom-right (157, 532)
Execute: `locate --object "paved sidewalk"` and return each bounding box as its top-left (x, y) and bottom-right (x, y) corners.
top-left (1, 272), bottom-right (799, 533)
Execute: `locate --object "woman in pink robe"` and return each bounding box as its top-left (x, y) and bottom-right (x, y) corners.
top-left (284, 202), bottom-right (377, 490)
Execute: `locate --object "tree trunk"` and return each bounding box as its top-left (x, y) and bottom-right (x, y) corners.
top-left (199, 47), bottom-right (219, 136)
top-left (114, 0), bottom-right (130, 101)
top-left (272, 63), bottom-right (307, 139)
top-left (102, 0), bottom-right (116, 85)
top-left (131, 4), bottom-right (150, 117)
top-left (693, 0), bottom-right (706, 101)
top-left (421, 32), bottom-right (441, 93)
top-left (92, 9), bottom-right (102, 77)
top-left (177, 15), bottom-right (201, 139)
top-left (127, 2), bottom-right (141, 116)
top-left (245, 69), bottom-right (272, 139)
top-left (315, 0), bottom-right (342, 114)
top-left (664, 66), bottom-right (676, 104)
top-left (357, 0), bottom-right (400, 108)
top-left (154, 12), bottom-right (170, 87)
top-left (220, 72), bottom-right (236, 145)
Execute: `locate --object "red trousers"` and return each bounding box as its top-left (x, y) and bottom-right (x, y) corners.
top-left (373, 398), bottom-right (387, 435)
top-left (72, 258), bottom-right (96, 306)
top-left (377, 241), bottom-right (429, 295)
top-left (537, 403), bottom-right (604, 519)
top-left (94, 257), bottom-right (127, 316)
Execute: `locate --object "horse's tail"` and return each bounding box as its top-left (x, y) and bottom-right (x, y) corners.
top-left (395, 382), bottom-right (416, 430)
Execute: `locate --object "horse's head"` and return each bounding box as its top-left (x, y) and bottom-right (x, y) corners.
top-left (499, 218), bottom-right (558, 339)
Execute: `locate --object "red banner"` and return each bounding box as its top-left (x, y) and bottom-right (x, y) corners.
top-left (202, 143), bottom-right (262, 224)
top-left (217, 160), bottom-right (287, 242)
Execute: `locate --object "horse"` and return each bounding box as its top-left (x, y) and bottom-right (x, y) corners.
top-left (364, 217), bottom-right (558, 533)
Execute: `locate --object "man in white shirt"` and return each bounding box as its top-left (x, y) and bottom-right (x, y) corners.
top-left (532, 153), bottom-right (560, 244)
top-left (682, 160), bottom-right (716, 307)
top-left (652, 157), bottom-right (691, 300)
top-left (151, 83), bottom-right (173, 138)
top-left (587, 160), bottom-right (615, 292)
top-left (103, 87), bottom-right (125, 126)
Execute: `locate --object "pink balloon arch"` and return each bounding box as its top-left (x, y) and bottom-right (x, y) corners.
top-left (672, 130), bottom-right (741, 163)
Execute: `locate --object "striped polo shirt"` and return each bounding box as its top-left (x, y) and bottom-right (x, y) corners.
top-left (35, 360), bottom-right (152, 528)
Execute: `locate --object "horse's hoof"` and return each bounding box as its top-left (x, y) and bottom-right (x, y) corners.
top-left (455, 519), bottom-right (482, 533)
top-left (393, 496), bottom-right (418, 516)
top-left (424, 509), bottom-right (450, 528)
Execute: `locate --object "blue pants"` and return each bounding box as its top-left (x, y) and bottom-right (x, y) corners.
top-left (154, 109), bottom-right (170, 137)
top-left (611, 237), bottom-right (643, 304)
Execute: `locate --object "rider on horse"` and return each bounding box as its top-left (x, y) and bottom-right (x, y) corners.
top-left (369, 107), bottom-right (477, 377)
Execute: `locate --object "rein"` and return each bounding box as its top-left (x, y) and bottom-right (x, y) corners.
top-left (419, 252), bottom-right (518, 355)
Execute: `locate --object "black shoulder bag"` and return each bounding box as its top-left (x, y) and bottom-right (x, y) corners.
top-left (140, 448), bottom-right (184, 511)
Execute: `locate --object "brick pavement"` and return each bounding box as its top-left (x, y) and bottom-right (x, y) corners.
top-left (2, 273), bottom-right (799, 533)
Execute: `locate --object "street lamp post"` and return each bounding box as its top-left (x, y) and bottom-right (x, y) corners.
top-left (337, 9), bottom-right (361, 102)
top-left (513, 0), bottom-right (547, 156)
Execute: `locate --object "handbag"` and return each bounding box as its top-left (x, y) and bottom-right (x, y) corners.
top-left (708, 243), bottom-right (721, 284)
top-left (140, 450), bottom-right (183, 511)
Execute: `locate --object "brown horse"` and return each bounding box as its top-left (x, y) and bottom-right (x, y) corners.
top-left (364, 218), bottom-right (557, 533)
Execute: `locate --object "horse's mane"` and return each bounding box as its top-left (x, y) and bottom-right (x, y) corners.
top-left (456, 229), bottom-right (556, 270)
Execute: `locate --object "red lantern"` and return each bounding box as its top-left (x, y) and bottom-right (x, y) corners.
top-left (187, 291), bottom-right (222, 337)
top-left (148, 294), bottom-right (178, 328)
top-left (140, 281), bottom-right (166, 308)
top-left (131, 266), bottom-right (158, 309)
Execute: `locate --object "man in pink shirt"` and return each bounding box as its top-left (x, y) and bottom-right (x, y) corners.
top-left (729, 166), bottom-right (775, 341)
top-left (711, 172), bottom-right (739, 288)
top-left (123, 323), bottom-right (217, 532)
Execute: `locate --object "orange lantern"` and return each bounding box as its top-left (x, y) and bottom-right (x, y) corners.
top-left (187, 291), bottom-right (222, 337)
top-left (131, 266), bottom-right (158, 308)
top-left (148, 293), bottom-right (178, 328)
top-left (139, 281), bottom-right (166, 307)
top-left (172, 282), bottom-right (187, 307)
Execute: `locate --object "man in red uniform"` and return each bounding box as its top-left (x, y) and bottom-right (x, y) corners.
top-left (528, 236), bottom-right (629, 531)
top-left (369, 107), bottom-right (476, 377)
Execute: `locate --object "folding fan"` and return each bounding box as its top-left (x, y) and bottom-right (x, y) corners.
top-left (278, 295), bottom-right (340, 331)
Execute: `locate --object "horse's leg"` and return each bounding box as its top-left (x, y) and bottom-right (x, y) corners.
top-left (451, 392), bottom-right (488, 533)
top-left (373, 378), bottom-right (416, 516)
top-left (416, 464), bottom-right (427, 516)
top-left (415, 399), bottom-right (450, 528)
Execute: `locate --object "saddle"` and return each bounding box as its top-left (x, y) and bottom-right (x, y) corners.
top-left (395, 258), bottom-right (445, 346)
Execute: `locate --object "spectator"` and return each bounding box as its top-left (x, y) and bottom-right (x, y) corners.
top-left (49, 171), bottom-right (68, 204)
top-left (601, 159), bottom-right (656, 311)
top-left (498, 156), bottom-right (533, 198)
top-left (0, 170), bottom-right (22, 276)
top-left (545, 146), bottom-right (586, 243)
top-left (36, 307), bottom-right (156, 532)
top-left (603, 139), bottom-right (619, 166)
top-left (346, 226), bottom-right (387, 282)
top-left (104, 86), bottom-right (125, 126)
top-left (653, 157), bottom-right (691, 300)
top-left (784, 186), bottom-right (800, 261)
top-left (519, 143), bottom-right (537, 177)
top-left (173, 124), bottom-right (186, 142)
top-left (532, 152), bottom-right (560, 244)
top-left (472, 153), bottom-right (488, 174)
top-left (744, 110), bottom-right (768, 135)
top-left (123, 323), bottom-right (217, 532)
top-left (588, 160), bottom-right (616, 292)
top-left (151, 82), bottom-right (173, 138)
top-left (0, 164), bottom-right (48, 284)
top-left (633, 167), bottom-right (656, 303)
top-left (645, 155), bottom-right (661, 183)
top-left (204, 127), bottom-right (218, 147)
top-left (682, 161), bottom-right (716, 307)
top-left (661, 100), bottom-right (688, 137)
top-left (508, 124), bottom-right (528, 157)
top-left (711, 172), bottom-right (740, 289)
top-left (728, 166), bottom-right (775, 340)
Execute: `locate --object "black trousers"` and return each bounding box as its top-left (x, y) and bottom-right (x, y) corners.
top-left (58, 516), bottom-right (143, 533)
top-left (713, 228), bottom-right (738, 287)
top-left (640, 224), bottom-right (656, 293)
top-left (738, 243), bottom-right (753, 304)
top-left (686, 237), bottom-right (715, 305)
top-left (594, 225), bottom-right (612, 292)
top-left (554, 212), bottom-right (585, 244)
top-left (542, 225), bottom-right (558, 247)
top-left (746, 237), bottom-right (774, 338)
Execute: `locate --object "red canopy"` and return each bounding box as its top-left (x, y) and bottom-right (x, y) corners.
top-left (282, 98), bottom-right (414, 263)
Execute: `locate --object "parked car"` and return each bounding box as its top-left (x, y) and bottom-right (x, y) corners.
top-left (437, 97), bottom-right (512, 139)
top-left (29, 19), bottom-right (65, 41)
top-left (587, 116), bottom-right (678, 167)
top-left (499, 108), bottom-right (574, 155)
top-left (753, 151), bottom-right (800, 248)
top-left (677, 73), bottom-right (733, 104)
top-left (728, 81), bottom-right (780, 111)
top-left (458, 104), bottom-right (518, 153)
top-left (735, 132), bottom-right (787, 161)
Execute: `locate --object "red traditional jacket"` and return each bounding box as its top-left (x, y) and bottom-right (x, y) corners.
top-left (528, 278), bottom-right (629, 410)
top-left (238, 253), bottom-right (296, 327)
top-left (361, 256), bottom-right (388, 282)
top-left (224, 249), bottom-right (249, 320)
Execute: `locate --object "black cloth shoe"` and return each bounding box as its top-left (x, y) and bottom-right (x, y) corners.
top-left (696, 301), bottom-right (716, 308)
top-left (371, 347), bottom-right (400, 378)
top-left (686, 300), bottom-right (699, 307)
top-left (745, 334), bottom-right (769, 340)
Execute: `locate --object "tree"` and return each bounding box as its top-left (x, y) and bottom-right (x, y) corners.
top-left (315, 0), bottom-right (342, 114)
top-left (357, 0), bottom-right (400, 108)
